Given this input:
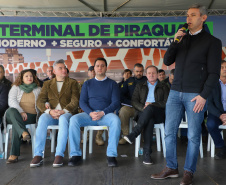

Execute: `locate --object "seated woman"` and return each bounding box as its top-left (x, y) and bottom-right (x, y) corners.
top-left (5, 69), bottom-right (41, 163)
top-left (123, 65), bottom-right (169, 165)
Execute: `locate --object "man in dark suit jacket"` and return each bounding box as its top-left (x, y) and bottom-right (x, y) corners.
top-left (206, 60), bottom-right (226, 159)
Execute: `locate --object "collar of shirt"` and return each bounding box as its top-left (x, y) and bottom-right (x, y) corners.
top-left (219, 79), bottom-right (226, 85)
top-left (147, 80), bottom-right (157, 87)
top-left (95, 76), bottom-right (107, 81)
top-left (189, 29), bottom-right (202, 36)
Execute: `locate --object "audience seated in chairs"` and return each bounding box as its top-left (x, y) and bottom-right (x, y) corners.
top-left (206, 60), bottom-right (226, 159)
top-left (30, 59), bottom-right (79, 168)
top-left (69, 57), bottom-right (121, 167)
top-left (124, 65), bottom-right (169, 164)
top-left (5, 69), bottom-right (41, 163)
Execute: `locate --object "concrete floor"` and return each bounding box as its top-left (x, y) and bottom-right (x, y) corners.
top-left (0, 136), bottom-right (224, 185)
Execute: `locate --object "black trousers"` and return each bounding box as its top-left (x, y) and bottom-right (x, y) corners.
top-left (133, 104), bottom-right (165, 154)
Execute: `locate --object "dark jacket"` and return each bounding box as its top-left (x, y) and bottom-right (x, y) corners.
top-left (164, 29), bottom-right (222, 99)
top-left (43, 77), bottom-right (51, 82)
top-left (131, 80), bottom-right (169, 119)
top-left (0, 83), bottom-right (9, 117)
top-left (164, 77), bottom-right (171, 88)
top-left (208, 81), bottom-right (225, 118)
top-left (0, 76), bottom-right (12, 91)
top-left (120, 76), bottom-right (147, 105)
top-left (118, 79), bottom-right (124, 88)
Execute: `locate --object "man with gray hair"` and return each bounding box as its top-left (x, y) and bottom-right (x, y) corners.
top-left (151, 4), bottom-right (222, 185)
top-left (30, 59), bottom-right (80, 168)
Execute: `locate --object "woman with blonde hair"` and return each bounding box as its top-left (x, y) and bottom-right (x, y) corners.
top-left (5, 69), bottom-right (41, 163)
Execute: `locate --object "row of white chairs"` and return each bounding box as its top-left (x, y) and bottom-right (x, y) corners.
top-left (2, 120), bottom-right (225, 160)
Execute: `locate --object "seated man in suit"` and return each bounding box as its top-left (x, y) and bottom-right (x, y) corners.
top-left (68, 57), bottom-right (121, 167)
top-left (206, 60), bottom-right (226, 159)
top-left (30, 59), bottom-right (80, 168)
top-left (124, 65), bottom-right (169, 164)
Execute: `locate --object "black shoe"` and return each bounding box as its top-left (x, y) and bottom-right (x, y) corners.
top-left (123, 133), bottom-right (136, 144)
top-left (68, 156), bottom-right (82, 166)
top-left (143, 152), bottom-right (153, 165)
top-left (107, 157), bottom-right (117, 167)
top-left (215, 146), bottom-right (226, 160)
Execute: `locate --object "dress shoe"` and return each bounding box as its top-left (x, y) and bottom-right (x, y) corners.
top-left (151, 166), bottom-right (179, 179)
top-left (6, 155), bottom-right (18, 164)
top-left (53, 156), bottom-right (63, 167)
top-left (22, 131), bottom-right (31, 141)
top-left (118, 138), bottom-right (127, 145)
top-left (107, 157), bottom-right (117, 167)
top-left (215, 146), bottom-right (226, 160)
top-left (180, 170), bottom-right (193, 185)
top-left (143, 152), bottom-right (153, 165)
top-left (30, 156), bottom-right (43, 167)
top-left (68, 156), bottom-right (82, 166)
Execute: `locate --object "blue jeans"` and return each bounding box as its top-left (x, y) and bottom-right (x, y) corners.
top-left (206, 113), bottom-right (225, 148)
top-left (69, 112), bottom-right (121, 157)
top-left (165, 90), bottom-right (207, 173)
top-left (34, 113), bottom-right (72, 157)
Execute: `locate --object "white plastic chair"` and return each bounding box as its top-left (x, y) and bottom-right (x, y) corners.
top-left (4, 123), bottom-right (36, 159)
top-left (207, 125), bottom-right (225, 157)
top-left (129, 117), bottom-right (135, 134)
top-left (178, 113), bottom-right (204, 158)
top-left (0, 130), bottom-right (3, 153)
top-left (135, 123), bottom-right (166, 158)
top-left (83, 126), bottom-right (109, 160)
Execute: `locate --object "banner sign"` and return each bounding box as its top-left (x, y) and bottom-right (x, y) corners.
top-left (0, 19), bottom-right (213, 49)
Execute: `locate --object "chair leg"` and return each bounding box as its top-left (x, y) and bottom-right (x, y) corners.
top-left (89, 130), bottom-right (93, 154)
top-left (135, 134), bottom-right (141, 157)
top-left (68, 138), bottom-right (70, 158)
top-left (102, 130), bottom-right (106, 141)
top-left (160, 125), bottom-right (166, 158)
top-left (4, 128), bottom-right (10, 159)
top-left (30, 125), bottom-right (36, 158)
top-left (0, 132), bottom-right (3, 152)
top-left (51, 129), bottom-right (56, 153)
top-left (211, 137), bottom-right (215, 157)
top-left (207, 134), bottom-right (211, 152)
top-left (155, 128), bottom-right (161, 152)
top-left (199, 135), bottom-right (203, 158)
top-left (83, 127), bottom-right (88, 160)
top-left (129, 118), bottom-right (133, 134)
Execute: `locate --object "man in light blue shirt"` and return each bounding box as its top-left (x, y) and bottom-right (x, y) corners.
top-left (206, 60), bottom-right (226, 159)
top-left (124, 65), bottom-right (169, 164)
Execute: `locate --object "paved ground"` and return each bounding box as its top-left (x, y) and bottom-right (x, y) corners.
top-left (0, 134), bottom-right (224, 185)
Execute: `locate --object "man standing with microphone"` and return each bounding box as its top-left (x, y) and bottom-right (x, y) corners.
top-left (151, 4), bottom-right (222, 185)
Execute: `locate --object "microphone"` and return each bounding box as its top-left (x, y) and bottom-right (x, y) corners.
top-left (175, 23), bottom-right (188, 43)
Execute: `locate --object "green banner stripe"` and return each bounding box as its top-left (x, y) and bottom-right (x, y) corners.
top-left (0, 22), bottom-right (213, 38)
